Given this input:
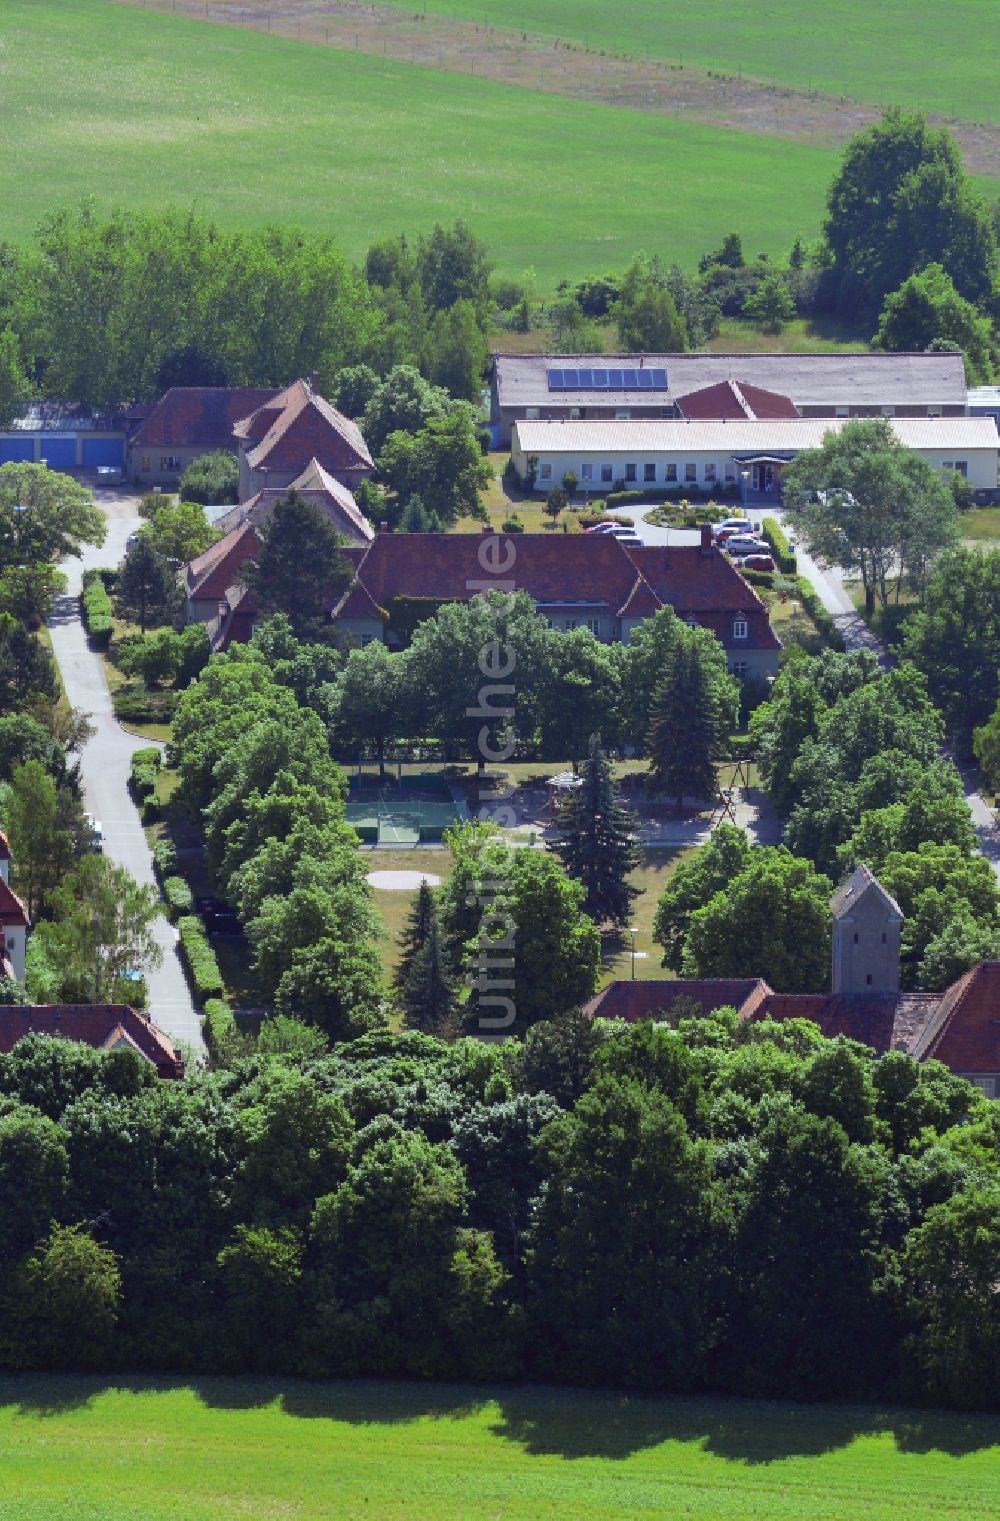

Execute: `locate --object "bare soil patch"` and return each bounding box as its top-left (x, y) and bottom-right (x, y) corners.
top-left (118, 0), bottom-right (1000, 176)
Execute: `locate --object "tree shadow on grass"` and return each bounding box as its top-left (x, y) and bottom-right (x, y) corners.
top-left (3, 1375), bottom-right (998, 1464)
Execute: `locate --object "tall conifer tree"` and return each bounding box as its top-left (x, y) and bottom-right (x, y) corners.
top-left (648, 635), bottom-right (720, 815)
top-left (394, 877), bottom-right (437, 1001)
top-left (554, 734), bottom-right (640, 928)
top-left (402, 920), bottom-right (457, 1036)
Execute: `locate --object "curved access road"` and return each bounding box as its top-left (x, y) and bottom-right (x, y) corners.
top-left (48, 489), bottom-right (203, 1052)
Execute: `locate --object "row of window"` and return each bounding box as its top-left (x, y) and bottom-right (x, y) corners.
top-left (138, 455), bottom-right (183, 472)
top-left (538, 460), bottom-right (731, 484)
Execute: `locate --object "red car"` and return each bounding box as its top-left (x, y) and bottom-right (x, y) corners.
top-left (735, 552), bottom-right (776, 572)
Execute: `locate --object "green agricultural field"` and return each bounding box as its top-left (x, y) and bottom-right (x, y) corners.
top-left (383, 0), bottom-right (1000, 121)
top-left (0, 1377), bottom-right (999, 1520)
top-left (0, 0), bottom-right (843, 281)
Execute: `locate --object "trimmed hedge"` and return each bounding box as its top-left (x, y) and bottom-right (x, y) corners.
top-left (795, 576), bottom-right (845, 651)
top-left (762, 517), bottom-right (797, 574)
top-left (129, 751), bottom-right (159, 802)
top-left (152, 838), bottom-right (178, 881)
top-left (202, 998), bottom-right (238, 1058)
top-left (113, 685), bottom-right (178, 725)
top-left (81, 570), bottom-right (114, 648)
top-left (163, 875), bottom-right (194, 920)
top-left (177, 915), bottom-right (226, 1002)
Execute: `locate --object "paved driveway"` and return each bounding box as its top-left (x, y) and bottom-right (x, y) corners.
top-left (48, 490), bottom-right (203, 1051)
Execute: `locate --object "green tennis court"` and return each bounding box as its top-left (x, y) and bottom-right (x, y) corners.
top-left (347, 787), bottom-right (465, 844)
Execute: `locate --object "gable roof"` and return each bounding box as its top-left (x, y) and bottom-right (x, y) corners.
top-left (236, 380), bottom-right (373, 474)
top-left (494, 351), bottom-right (968, 411)
top-left (830, 864), bottom-right (904, 920)
top-left (911, 962), bottom-right (1000, 1071)
top-left (755, 990), bottom-right (941, 1055)
top-left (624, 544), bottom-right (779, 638)
top-left (130, 388), bottom-right (278, 450)
top-left (584, 979), bottom-right (768, 1023)
top-left (512, 416), bottom-right (998, 456)
top-left (0, 878), bottom-right (28, 927)
top-left (184, 519), bottom-right (260, 601)
top-left (215, 458), bottom-right (373, 544)
top-left (677, 379), bottom-right (799, 421)
top-left (0, 1007), bottom-right (184, 1077)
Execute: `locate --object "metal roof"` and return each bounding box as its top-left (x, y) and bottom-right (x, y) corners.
top-left (512, 416), bottom-right (1000, 454)
top-left (494, 351), bottom-right (968, 410)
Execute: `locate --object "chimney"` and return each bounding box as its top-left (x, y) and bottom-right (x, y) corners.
top-left (377, 521), bottom-right (387, 534)
top-left (309, 372), bottom-right (320, 393)
top-left (700, 522), bottom-right (714, 555)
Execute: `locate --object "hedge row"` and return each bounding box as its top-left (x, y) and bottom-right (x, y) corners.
top-left (80, 569), bottom-right (114, 648)
top-left (761, 517), bottom-right (798, 574)
top-left (163, 875), bottom-right (194, 920)
top-left (129, 748), bottom-right (161, 803)
top-left (177, 915), bottom-right (225, 1002)
top-left (112, 685), bottom-right (179, 724)
top-left (152, 838), bottom-right (178, 881)
top-left (795, 576), bottom-right (845, 651)
top-left (202, 998), bottom-right (238, 1059)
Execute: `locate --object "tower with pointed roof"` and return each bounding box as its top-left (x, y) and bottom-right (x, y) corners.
top-left (830, 865), bottom-right (903, 996)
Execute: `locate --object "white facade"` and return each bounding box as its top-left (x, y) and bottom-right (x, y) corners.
top-left (512, 417), bottom-right (1000, 493)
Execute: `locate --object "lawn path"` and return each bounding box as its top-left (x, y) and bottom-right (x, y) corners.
top-left (48, 491), bottom-right (203, 1052)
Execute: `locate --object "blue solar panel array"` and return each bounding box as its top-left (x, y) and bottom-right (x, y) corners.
top-left (547, 366), bottom-right (668, 391)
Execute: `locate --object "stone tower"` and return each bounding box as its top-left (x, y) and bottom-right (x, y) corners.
top-left (830, 865), bottom-right (903, 995)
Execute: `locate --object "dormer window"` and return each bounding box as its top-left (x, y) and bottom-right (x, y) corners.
top-left (732, 617), bottom-right (748, 640)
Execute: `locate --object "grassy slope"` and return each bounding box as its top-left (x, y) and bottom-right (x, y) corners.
top-left (0, 1377), bottom-right (999, 1520)
top-left (1, 0), bottom-right (842, 281)
top-left (381, 0), bottom-right (1000, 120)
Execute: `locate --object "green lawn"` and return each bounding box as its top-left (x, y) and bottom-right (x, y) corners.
top-left (0, 0), bottom-right (846, 281)
top-left (379, 0), bottom-right (1000, 121)
top-left (960, 506), bottom-right (1000, 543)
top-left (0, 1377), bottom-right (998, 1519)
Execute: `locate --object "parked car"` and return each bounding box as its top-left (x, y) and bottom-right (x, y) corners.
top-left (735, 552), bottom-right (776, 572)
top-left (196, 897), bottom-right (242, 936)
top-left (126, 530), bottom-right (141, 550)
top-left (723, 534), bottom-right (768, 556)
top-left (83, 814), bottom-right (104, 853)
top-left (714, 517), bottom-right (754, 540)
top-left (613, 532), bottom-right (644, 547)
top-left (585, 522), bottom-right (620, 534)
top-left (604, 525), bottom-right (643, 542)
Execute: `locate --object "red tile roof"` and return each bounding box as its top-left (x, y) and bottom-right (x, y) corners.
top-left (185, 520), bottom-right (260, 600)
top-left (738, 382), bottom-right (802, 419)
top-left (130, 388), bottom-right (278, 450)
top-left (0, 878), bottom-right (28, 927)
top-left (237, 380), bottom-right (373, 474)
top-left (217, 459), bottom-right (373, 544)
top-left (914, 962), bottom-right (1000, 1073)
top-left (624, 545), bottom-right (781, 649)
top-left (0, 1006), bottom-right (184, 1077)
top-left (583, 979), bottom-right (768, 1022)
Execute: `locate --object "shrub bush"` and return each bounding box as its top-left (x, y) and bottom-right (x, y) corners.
top-left (112, 686), bottom-right (178, 725)
top-left (177, 915), bottom-right (226, 1002)
top-left (152, 838), bottom-right (178, 881)
top-left (129, 759), bottom-right (159, 802)
top-left (795, 576), bottom-right (845, 650)
top-left (500, 514), bottom-right (525, 534)
top-left (163, 875), bottom-right (194, 920)
top-left (202, 998), bottom-right (239, 1059)
top-left (762, 516), bottom-right (797, 574)
top-left (80, 572), bottom-right (114, 649)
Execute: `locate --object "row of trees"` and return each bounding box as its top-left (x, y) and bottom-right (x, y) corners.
top-left (0, 1008), bottom-right (998, 1409)
top-left (0, 207), bottom-right (497, 416)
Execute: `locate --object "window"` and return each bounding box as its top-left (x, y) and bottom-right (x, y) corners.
top-left (835, 406), bottom-right (850, 418)
top-left (731, 660), bottom-right (749, 678)
top-left (586, 618), bottom-right (601, 636)
top-left (954, 460), bottom-right (968, 477)
top-left (140, 456), bottom-right (151, 472)
top-left (969, 1077), bottom-right (997, 1098)
top-left (732, 617), bottom-right (748, 640)
top-left (526, 407), bottom-right (540, 419)
top-left (601, 464), bottom-right (613, 483)
top-left (360, 633), bottom-right (375, 647)
top-left (685, 463), bottom-right (697, 482)
top-left (160, 455), bottom-right (181, 471)
top-left (540, 462), bottom-right (552, 480)
top-left (581, 462), bottom-right (593, 480)
top-left (665, 463), bottom-right (678, 482)
top-left (615, 409), bottom-right (631, 420)
top-left (927, 407), bottom-right (941, 418)
top-left (564, 618), bottom-right (578, 631)
top-left (625, 463), bottom-right (637, 482)
top-left (866, 973), bottom-right (873, 985)
top-left (685, 615), bottom-right (699, 628)
top-left (643, 462), bottom-right (656, 482)
top-left (570, 407), bottom-right (581, 419)
top-left (725, 464), bottom-right (736, 482)
top-left (854, 932), bottom-right (859, 944)
top-left (881, 406), bottom-right (895, 417)
top-left (704, 462), bottom-right (717, 482)
top-left (882, 932), bottom-right (887, 944)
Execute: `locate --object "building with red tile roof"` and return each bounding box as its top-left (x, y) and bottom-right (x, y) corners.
top-left (184, 519), bottom-right (261, 625)
top-left (0, 877), bottom-right (29, 983)
top-left (585, 870), bottom-right (1000, 1096)
top-left (215, 458), bottom-right (373, 546)
top-left (202, 527), bottom-right (781, 675)
top-left (676, 380), bottom-right (799, 421)
top-left (234, 378), bottom-right (373, 499)
top-left (0, 1006), bottom-right (184, 1078)
top-left (128, 387), bottom-right (278, 487)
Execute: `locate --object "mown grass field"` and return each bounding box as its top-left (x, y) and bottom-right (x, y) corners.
top-left (377, 0), bottom-right (1000, 121)
top-left (0, 0), bottom-right (845, 280)
top-left (0, 1376), bottom-right (999, 1520)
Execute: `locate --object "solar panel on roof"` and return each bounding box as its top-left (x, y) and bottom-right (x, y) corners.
top-left (607, 369), bottom-right (623, 387)
top-left (548, 369), bottom-right (564, 390)
top-left (622, 368), bottom-right (639, 388)
top-left (563, 368), bottom-right (580, 388)
top-left (650, 368), bottom-right (668, 388)
top-left (577, 368), bottom-right (594, 387)
top-left (592, 368), bottom-right (609, 387)
top-left (637, 370), bottom-right (654, 389)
